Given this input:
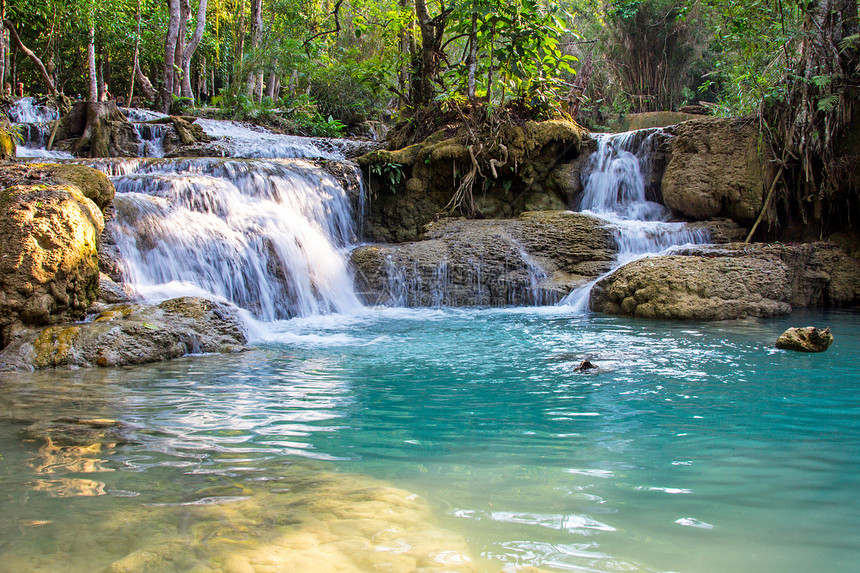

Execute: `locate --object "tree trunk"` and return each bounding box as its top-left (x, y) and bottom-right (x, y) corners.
top-left (174, 0), bottom-right (190, 98)
top-left (3, 19), bottom-right (57, 95)
top-left (181, 0), bottom-right (208, 101)
top-left (413, 0), bottom-right (445, 107)
top-left (0, 0), bottom-right (5, 93)
top-left (87, 24), bottom-right (97, 102)
top-left (127, 0), bottom-right (141, 105)
top-left (265, 72), bottom-right (277, 99)
top-left (135, 59), bottom-right (157, 103)
top-left (466, 11), bottom-right (477, 100)
top-left (161, 0), bottom-right (181, 112)
top-left (245, 0), bottom-right (263, 97)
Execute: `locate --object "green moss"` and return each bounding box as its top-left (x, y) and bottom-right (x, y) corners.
top-left (44, 163), bottom-right (116, 211)
top-left (32, 325), bottom-right (82, 368)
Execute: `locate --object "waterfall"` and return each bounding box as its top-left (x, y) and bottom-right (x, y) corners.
top-left (6, 97), bottom-right (59, 123)
top-left (103, 158), bottom-right (363, 320)
top-left (6, 97), bottom-right (74, 159)
top-left (561, 130), bottom-right (710, 310)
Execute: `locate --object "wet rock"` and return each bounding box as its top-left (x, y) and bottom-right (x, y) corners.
top-left (0, 296), bottom-right (247, 371)
top-left (98, 272), bottom-right (134, 304)
top-left (1, 164), bottom-right (111, 347)
top-left (590, 254), bottom-right (792, 320)
top-left (775, 326), bottom-right (834, 352)
top-left (574, 360), bottom-right (598, 372)
top-left (351, 211), bottom-right (615, 306)
top-left (662, 117), bottom-right (765, 225)
top-left (590, 242), bottom-right (860, 320)
top-left (0, 118), bottom-right (16, 158)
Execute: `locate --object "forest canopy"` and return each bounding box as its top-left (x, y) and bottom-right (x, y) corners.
top-left (0, 0), bottom-right (855, 130)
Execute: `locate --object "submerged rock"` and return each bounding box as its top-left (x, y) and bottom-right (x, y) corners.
top-left (351, 211), bottom-right (615, 306)
top-left (589, 242), bottom-right (860, 320)
top-left (1, 460), bottom-right (495, 572)
top-left (776, 326), bottom-right (834, 352)
top-left (0, 163), bottom-right (114, 347)
top-left (0, 296), bottom-right (247, 371)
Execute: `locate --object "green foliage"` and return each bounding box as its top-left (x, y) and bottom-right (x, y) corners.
top-left (368, 162), bottom-right (404, 194)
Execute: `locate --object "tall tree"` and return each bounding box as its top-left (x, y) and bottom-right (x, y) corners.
top-left (180, 0), bottom-right (208, 101)
top-left (161, 0), bottom-right (181, 112)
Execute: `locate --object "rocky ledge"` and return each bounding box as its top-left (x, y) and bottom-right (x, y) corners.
top-left (0, 296), bottom-right (247, 372)
top-left (590, 242), bottom-right (860, 320)
top-left (351, 211), bottom-right (616, 306)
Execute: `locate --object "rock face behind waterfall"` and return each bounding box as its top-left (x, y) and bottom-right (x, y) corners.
top-left (590, 243), bottom-right (860, 320)
top-left (661, 118), bottom-right (765, 225)
top-left (0, 297), bottom-right (246, 371)
top-left (0, 164), bottom-right (114, 347)
top-left (351, 211), bottom-right (615, 306)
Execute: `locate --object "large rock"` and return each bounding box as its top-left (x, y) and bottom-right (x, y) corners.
top-left (0, 297), bottom-right (247, 371)
top-left (0, 164), bottom-right (114, 347)
top-left (661, 118), bottom-right (765, 225)
top-left (53, 101), bottom-right (140, 158)
top-left (351, 211), bottom-right (615, 306)
top-left (358, 119), bottom-right (588, 241)
top-left (775, 326), bottom-right (834, 352)
top-left (590, 242), bottom-right (860, 320)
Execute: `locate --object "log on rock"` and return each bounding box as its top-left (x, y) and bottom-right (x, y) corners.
top-left (55, 101), bottom-right (140, 158)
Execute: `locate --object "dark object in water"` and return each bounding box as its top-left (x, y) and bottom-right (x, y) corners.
top-left (575, 360), bottom-right (597, 372)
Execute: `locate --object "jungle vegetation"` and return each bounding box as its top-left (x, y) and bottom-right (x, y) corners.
top-left (0, 0), bottom-right (857, 226)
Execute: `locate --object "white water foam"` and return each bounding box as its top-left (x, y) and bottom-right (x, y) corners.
top-left (104, 158), bottom-right (363, 322)
top-left (561, 130), bottom-right (710, 311)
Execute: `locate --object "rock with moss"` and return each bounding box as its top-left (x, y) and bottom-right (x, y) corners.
top-left (351, 211), bottom-right (615, 306)
top-left (357, 119), bottom-right (589, 242)
top-left (775, 326), bottom-right (833, 352)
top-left (589, 242), bottom-right (860, 320)
top-left (0, 165), bottom-right (113, 347)
top-left (52, 101), bottom-right (140, 158)
top-left (661, 117), bottom-right (766, 225)
top-left (0, 296), bottom-right (247, 371)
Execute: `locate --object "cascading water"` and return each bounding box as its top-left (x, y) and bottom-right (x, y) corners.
top-left (562, 130), bottom-right (710, 310)
top-left (6, 97), bottom-right (74, 159)
top-left (5, 96), bottom-right (59, 123)
top-left (102, 157), bottom-right (363, 321)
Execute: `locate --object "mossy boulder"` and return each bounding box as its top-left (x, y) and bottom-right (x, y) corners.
top-left (0, 297), bottom-right (247, 371)
top-left (358, 119), bottom-right (588, 242)
top-left (775, 326), bottom-right (834, 352)
top-left (0, 165), bottom-right (110, 347)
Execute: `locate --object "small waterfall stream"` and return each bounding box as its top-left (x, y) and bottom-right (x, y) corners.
top-left (562, 130), bottom-right (710, 310)
top-left (102, 158), bottom-right (363, 321)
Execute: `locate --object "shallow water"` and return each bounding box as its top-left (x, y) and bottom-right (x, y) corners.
top-left (1, 306), bottom-right (858, 572)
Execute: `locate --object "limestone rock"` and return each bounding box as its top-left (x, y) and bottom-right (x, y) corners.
top-left (589, 242), bottom-right (860, 320)
top-left (590, 254), bottom-right (792, 320)
top-left (351, 211), bottom-right (615, 306)
top-left (662, 117), bottom-right (765, 225)
top-left (775, 326), bottom-right (833, 352)
top-left (0, 297), bottom-right (247, 371)
top-left (1, 169), bottom-right (107, 346)
top-left (357, 119), bottom-right (588, 241)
